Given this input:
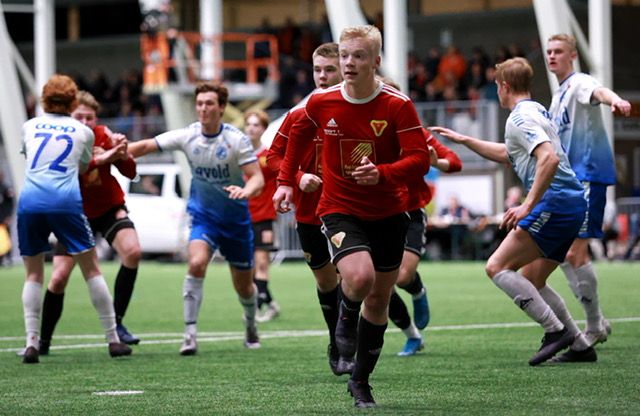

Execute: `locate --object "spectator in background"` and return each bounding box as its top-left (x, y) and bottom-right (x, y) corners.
top-left (424, 46), bottom-right (441, 83)
top-left (277, 17), bottom-right (300, 57)
top-left (504, 186), bottom-right (523, 211)
top-left (437, 45), bottom-right (467, 86)
top-left (0, 171), bottom-right (15, 266)
top-left (481, 66), bottom-right (499, 101)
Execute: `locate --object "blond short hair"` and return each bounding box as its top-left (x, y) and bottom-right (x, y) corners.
top-left (313, 42), bottom-right (339, 60)
top-left (495, 57), bottom-right (533, 94)
top-left (244, 109), bottom-right (270, 129)
top-left (548, 33), bottom-right (577, 52)
top-left (77, 90), bottom-right (100, 113)
top-left (340, 25), bottom-right (382, 57)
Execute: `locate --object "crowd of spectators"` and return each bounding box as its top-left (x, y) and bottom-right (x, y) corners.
top-left (406, 42), bottom-right (537, 105)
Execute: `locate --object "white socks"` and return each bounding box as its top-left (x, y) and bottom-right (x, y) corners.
top-left (538, 285), bottom-right (590, 351)
top-left (239, 286), bottom-right (258, 328)
top-left (402, 323), bottom-right (421, 340)
top-left (86, 275), bottom-right (119, 344)
top-left (183, 275), bottom-right (204, 336)
top-left (22, 281), bottom-right (43, 349)
top-left (561, 262), bottom-right (603, 331)
top-left (492, 270), bottom-right (563, 333)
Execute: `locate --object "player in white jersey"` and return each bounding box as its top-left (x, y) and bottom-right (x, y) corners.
top-left (128, 82), bottom-right (264, 353)
top-left (546, 34), bottom-right (632, 349)
top-left (432, 58), bottom-right (595, 365)
top-left (17, 74), bottom-right (131, 363)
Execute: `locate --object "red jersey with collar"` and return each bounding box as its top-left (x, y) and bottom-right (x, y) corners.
top-left (80, 125), bottom-right (136, 218)
top-left (267, 105), bottom-right (323, 225)
top-left (278, 82), bottom-right (430, 221)
top-left (407, 128), bottom-right (463, 210)
top-left (248, 146), bottom-right (278, 222)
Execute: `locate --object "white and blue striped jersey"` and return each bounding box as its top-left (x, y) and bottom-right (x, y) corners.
top-left (505, 100), bottom-right (585, 213)
top-left (18, 113), bottom-right (94, 214)
top-left (154, 122), bottom-right (257, 225)
top-left (549, 72), bottom-right (616, 185)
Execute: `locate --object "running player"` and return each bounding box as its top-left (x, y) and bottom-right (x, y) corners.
top-left (39, 91), bottom-right (142, 355)
top-left (266, 42), bottom-right (349, 375)
top-left (546, 34), bottom-right (632, 351)
top-left (128, 82), bottom-right (264, 353)
top-left (244, 109), bottom-right (281, 322)
top-left (273, 26), bottom-right (431, 408)
top-left (17, 74), bottom-right (131, 363)
top-left (432, 57), bottom-right (594, 366)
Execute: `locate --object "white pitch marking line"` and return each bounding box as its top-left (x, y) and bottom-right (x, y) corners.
top-left (1, 317), bottom-right (639, 353)
top-left (92, 390), bottom-right (144, 396)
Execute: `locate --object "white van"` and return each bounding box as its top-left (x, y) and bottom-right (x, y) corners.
top-left (114, 163), bottom-right (189, 259)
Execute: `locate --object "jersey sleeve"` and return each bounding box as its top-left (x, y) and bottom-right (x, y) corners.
top-left (236, 132), bottom-right (258, 166)
top-left (277, 101), bottom-right (317, 187)
top-left (80, 127), bottom-right (95, 166)
top-left (426, 129), bottom-right (462, 173)
top-left (266, 112), bottom-right (293, 172)
top-left (154, 128), bottom-right (187, 152)
top-left (575, 74), bottom-right (601, 106)
top-left (513, 113), bottom-right (550, 156)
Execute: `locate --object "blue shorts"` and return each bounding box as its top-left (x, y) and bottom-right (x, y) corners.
top-left (518, 206), bottom-right (584, 263)
top-left (18, 212), bottom-right (95, 256)
top-left (189, 216), bottom-right (254, 270)
top-left (578, 182), bottom-right (607, 239)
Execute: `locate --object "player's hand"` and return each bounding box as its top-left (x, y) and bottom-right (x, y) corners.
top-left (224, 185), bottom-right (250, 200)
top-left (430, 126), bottom-right (464, 143)
top-left (299, 173), bottom-right (322, 192)
top-left (94, 143), bottom-right (127, 166)
top-left (352, 156), bottom-right (379, 185)
top-left (611, 99), bottom-right (632, 117)
top-left (428, 145), bottom-right (438, 166)
top-left (500, 204), bottom-right (531, 231)
top-left (273, 185), bottom-right (294, 213)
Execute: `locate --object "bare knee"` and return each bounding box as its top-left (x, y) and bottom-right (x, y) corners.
top-left (485, 258), bottom-right (503, 279)
top-left (121, 244), bottom-right (142, 268)
top-left (396, 266), bottom-right (413, 287)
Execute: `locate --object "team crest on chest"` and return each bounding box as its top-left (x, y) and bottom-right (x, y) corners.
top-left (215, 145), bottom-right (228, 160)
top-left (370, 120), bottom-right (388, 137)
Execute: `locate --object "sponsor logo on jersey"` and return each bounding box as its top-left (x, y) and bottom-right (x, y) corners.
top-left (350, 142), bottom-right (373, 164)
top-left (370, 120), bottom-right (388, 137)
top-left (194, 165), bottom-right (231, 180)
top-left (35, 123), bottom-right (76, 133)
top-left (330, 231), bottom-right (346, 248)
top-left (324, 118), bottom-right (343, 137)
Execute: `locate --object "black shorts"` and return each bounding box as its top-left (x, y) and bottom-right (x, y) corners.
top-left (321, 212), bottom-right (410, 272)
top-left (296, 222), bottom-right (331, 270)
top-left (55, 205), bottom-right (135, 256)
top-left (405, 209), bottom-right (427, 256)
top-left (252, 220), bottom-right (278, 251)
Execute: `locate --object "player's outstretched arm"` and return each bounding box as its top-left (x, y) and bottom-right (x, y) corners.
top-left (225, 161), bottom-right (264, 200)
top-left (592, 87), bottom-right (632, 116)
top-left (430, 126), bottom-right (509, 164)
top-left (128, 138), bottom-right (160, 158)
top-left (502, 141), bottom-right (558, 230)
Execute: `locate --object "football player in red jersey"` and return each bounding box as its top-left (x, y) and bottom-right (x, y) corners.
top-left (244, 109), bottom-right (281, 322)
top-left (267, 42), bottom-right (351, 376)
top-left (39, 91), bottom-right (141, 354)
top-left (273, 25), bottom-right (430, 408)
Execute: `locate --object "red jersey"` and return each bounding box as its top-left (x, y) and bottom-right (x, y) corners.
top-left (278, 82), bottom-right (430, 221)
top-left (407, 129), bottom-right (463, 211)
top-left (248, 146), bottom-right (278, 222)
top-left (80, 125), bottom-right (136, 218)
top-left (267, 105), bottom-right (323, 225)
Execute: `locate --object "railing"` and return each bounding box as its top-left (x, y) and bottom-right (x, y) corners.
top-left (140, 31), bottom-right (279, 91)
